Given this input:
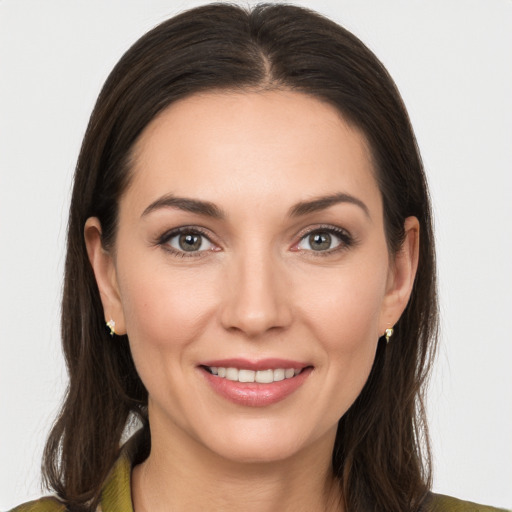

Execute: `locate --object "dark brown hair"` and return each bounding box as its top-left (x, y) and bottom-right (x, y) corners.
top-left (43, 3), bottom-right (438, 511)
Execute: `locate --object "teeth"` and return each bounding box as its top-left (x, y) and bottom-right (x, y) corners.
top-left (208, 366), bottom-right (301, 383)
top-left (225, 368), bottom-right (238, 381)
top-left (238, 369), bottom-right (255, 382)
top-left (273, 369), bottom-right (285, 381)
top-left (255, 369), bottom-right (273, 383)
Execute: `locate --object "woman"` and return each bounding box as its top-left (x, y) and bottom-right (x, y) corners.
top-left (9, 3), bottom-right (508, 512)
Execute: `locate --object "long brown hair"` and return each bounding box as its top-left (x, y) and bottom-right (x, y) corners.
top-left (43, 4), bottom-right (438, 511)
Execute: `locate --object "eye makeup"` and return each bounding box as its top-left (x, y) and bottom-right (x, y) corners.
top-left (154, 222), bottom-right (357, 260)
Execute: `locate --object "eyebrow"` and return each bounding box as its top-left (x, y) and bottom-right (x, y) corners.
top-left (288, 193), bottom-right (370, 218)
top-left (141, 191), bottom-right (370, 220)
top-left (141, 194), bottom-right (225, 219)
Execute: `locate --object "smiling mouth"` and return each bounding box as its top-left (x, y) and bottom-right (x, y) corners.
top-left (201, 366), bottom-right (307, 384)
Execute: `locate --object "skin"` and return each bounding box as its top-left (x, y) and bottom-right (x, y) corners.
top-left (85, 90), bottom-right (419, 512)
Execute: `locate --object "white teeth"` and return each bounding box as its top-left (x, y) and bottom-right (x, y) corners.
top-left (255, 369), bottom-right (274, 383)
top-left (225, 367), bottom-right (238, 381)
top-left (273, 369), bottom-right (285, 381)
top-left (238, 369), bottom-right (255, 382)
top-left (285, 368), bottom-right (295, 379)
top-left (208, 366), bottom-right (301, 383)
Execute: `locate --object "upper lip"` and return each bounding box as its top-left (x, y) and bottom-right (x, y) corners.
top-left (199, 358), bottom-right (311, 371)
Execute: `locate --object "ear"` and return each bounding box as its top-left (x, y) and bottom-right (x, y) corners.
top-left (84, 217), bottom-right (126, 335)
top-left (379, 216), bottom-right (420, 335)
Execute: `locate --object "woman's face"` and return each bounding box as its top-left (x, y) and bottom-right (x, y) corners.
top-left (87, 90), bottom-right (417, 464)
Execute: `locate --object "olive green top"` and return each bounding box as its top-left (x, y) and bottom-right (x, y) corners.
top-left (10, 435), bottom-right (510, 512)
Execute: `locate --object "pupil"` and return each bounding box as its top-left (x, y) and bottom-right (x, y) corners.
top-left (179, 233), bottom-right (201, 251)
top-left (310, 232), bottom-right (331, 251)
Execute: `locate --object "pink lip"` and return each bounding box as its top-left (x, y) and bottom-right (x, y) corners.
top-left (200, 358), bottom-right (309, 371)
top-left (198, 358), bottom-right (313, 407)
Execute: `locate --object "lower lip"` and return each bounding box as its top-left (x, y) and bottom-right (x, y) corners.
top-left (200, 367), bottom-right (312, 407)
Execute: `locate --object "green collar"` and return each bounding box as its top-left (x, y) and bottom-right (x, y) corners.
top-left (99, 433), bottom-right (141, 512)
top-left (97, 432), bottom-right (510, 512)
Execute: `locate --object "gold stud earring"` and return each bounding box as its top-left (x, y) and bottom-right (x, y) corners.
top-left (385, 327), bottom-right (394, 343)
top-left (106, 318), bottom-right (116, 337)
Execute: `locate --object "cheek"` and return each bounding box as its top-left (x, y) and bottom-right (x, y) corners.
top-left (298, 260), bottom-right (388, 350)
top-left (116, 256), bottom-right (219, 350)
top-left (294, 258), bottom-right (388, 409)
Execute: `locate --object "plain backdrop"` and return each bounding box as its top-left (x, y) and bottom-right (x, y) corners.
top-left (1, 0), bottom-right (511, 509)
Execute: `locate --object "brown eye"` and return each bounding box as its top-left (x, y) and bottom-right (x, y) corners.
top-left (296, 228), bottom-right (348, 253)
top-left (165, 231), bottom-right (214, 253)
top-left (308, 232), bottom-right (332, 251)
top-left (179, 233), bottom-right (202, 251)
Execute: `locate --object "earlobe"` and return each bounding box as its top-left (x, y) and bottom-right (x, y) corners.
top-left (84, 217), bottom-right (126, 335)
top-left (379, 216), bottom-right (420, 335)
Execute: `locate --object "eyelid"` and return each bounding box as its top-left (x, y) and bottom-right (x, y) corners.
top-left (156, 225), bottom-right (220, 257)
top-left (291, 224), bottom-right (355, 254)
top-left (155, 223), bottom-right (355, 258)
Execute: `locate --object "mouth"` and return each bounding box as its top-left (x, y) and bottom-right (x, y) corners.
top-left (198, 359), bottom-right (313, 406)
top-left (201, 365), bottom-right (304, 383)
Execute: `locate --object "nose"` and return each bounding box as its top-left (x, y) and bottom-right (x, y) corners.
top-left (219, 250), bottom-right (292, 338)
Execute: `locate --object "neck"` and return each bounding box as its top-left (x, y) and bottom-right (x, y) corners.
top-left (131, 422), bottom-right (343, 512)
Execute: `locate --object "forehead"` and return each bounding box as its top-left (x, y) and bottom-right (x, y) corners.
top-left (126, 90), bottom-right (381, 217)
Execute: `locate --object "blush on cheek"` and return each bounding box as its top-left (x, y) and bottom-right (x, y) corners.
top-left (120, 271), bottom-right (219, 350)
top-left (306, 288), bottom-right (383, 350)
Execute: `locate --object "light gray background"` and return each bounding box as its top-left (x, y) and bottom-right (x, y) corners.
top-left (1, 0), bottom-right (511, 509)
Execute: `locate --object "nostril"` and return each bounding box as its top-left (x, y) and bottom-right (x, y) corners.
top-left (218, 264), bottom-right (293, 337)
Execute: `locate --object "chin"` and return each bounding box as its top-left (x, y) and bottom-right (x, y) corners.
top-left (213, 437), bottom-right (305, 465)
top-left (195, 417), bottom-right (335, 465)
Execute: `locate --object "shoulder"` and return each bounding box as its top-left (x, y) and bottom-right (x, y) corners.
top-left (8, 431), bottom-right (145, 512)
top-left (427, 493), bottom-right (510, 512)
top-left (8, 497), bottom-right (67, 512)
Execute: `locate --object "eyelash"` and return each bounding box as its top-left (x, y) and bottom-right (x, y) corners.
top-left (293, 225), bottom-right (355, 257)
top-left (156, 225), bottom-right (355, 258)
top-left (157, 226), bottom-right (216, 258)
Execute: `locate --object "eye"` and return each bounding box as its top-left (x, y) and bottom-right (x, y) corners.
top-left (296, 228), bottom-right (350, 253)
top-left (161, 228), bottom-right (216, 255)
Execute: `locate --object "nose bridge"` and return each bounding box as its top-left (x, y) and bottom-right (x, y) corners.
top-left (220, 242), bottom-right (291, 336)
